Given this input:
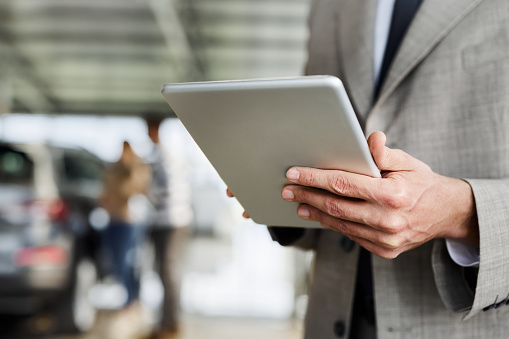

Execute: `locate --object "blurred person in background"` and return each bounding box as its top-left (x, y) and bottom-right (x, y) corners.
top-left (99, 141), bottom-right (152, 337)
top-left (144, 113), bottom-right (193, 339)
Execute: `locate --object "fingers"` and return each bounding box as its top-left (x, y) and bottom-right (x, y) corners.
top-left (284, 185), bottom-right (384, 230)
top-left (298, 203), bottom-right (412, 259)
top-left (226, 188), bottom-right (234, 197)
top-left (226, 188), bottom-right (250, 219)
top-left (285, 133), bottom-right (421, 201)
top-left (347, 235), bottom-right (412, 260)
top-left (367, 131), bottom-right (419, 172)
top-left (367, 131), bottom-right (387, 169)
top-left (286, 167), bottom-right (378, 201)
top-left (296, 203), bottom-right (374, 236)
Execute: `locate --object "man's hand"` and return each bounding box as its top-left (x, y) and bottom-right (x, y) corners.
top-left (282, 131), bottom-right (479, 259)
top-left (226, 188), bottom-right (250, 219)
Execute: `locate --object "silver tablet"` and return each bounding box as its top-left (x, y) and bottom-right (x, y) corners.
top-left (161, 75), bottom-right (380, 228)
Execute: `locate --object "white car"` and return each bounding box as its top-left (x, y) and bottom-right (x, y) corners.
top-left (0, 142), bottom-right (104, 335)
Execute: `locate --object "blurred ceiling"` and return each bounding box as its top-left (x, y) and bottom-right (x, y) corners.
top-left (0, 0), bottom-right (311, 116)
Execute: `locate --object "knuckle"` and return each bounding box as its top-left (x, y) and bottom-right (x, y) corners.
top-left (376, 233), bottom-right (404, 250)
top-left (301, 170), bottom-right (316, 186)
top-left (379, 214), bottom-right (406, 233)
top-left (382, 186), bottom-right (408, 209)
top-left (384, 193), bottom-right (404, 209)
top-left (330, 175), bottom-right (352, 195)
top-left (322, 218), bottom-right (348, 233)
top-left (336, 220), bottom-right (349, 233)
top-left (324, 197), bottom-right (342, 217)
top-left (389, 235), bottom-right (405, 249)
top-left (373, 233), bottom-right (387, 246)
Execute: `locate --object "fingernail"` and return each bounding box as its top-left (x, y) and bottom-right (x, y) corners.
top-left (287, 168), bottom-right (300, 181)
top-left (282, 189), bottom-right (294, 201)
top-left (298, 206), bottom-right (310, 218)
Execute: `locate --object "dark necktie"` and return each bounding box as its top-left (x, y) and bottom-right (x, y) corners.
top-left (374, 0), bottom-right (423, 98)
top-left (352, 0), bottom-right (424, 333)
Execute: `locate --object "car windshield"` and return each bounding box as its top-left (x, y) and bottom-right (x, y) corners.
top-left (0, 146), bottom-right (34, 185)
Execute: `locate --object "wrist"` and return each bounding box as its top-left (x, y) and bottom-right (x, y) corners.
top-left (440, 177), bottom-right (479, 247)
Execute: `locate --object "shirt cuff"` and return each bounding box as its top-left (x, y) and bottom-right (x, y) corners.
top-left (445, 239), bottom-right (480, 267)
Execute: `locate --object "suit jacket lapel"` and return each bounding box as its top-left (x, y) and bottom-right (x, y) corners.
top-left (337, 1), bottom-right (377, 124)
top-left (369, 0), bottom-right (485, 132)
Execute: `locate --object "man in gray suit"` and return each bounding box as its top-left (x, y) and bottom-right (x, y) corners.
top-left (264, 0), bottom-right (509, 338)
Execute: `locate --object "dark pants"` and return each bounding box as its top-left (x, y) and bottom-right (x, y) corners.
top-left (350, 248), bottom-right (377, 339)
top-left (101, 219), bottom-right (144, 306)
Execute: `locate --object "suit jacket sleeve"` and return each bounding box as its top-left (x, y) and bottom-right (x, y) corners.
top-left (268, 227), bottom-right (321, 251)
top-left (432, 178), bottom-right (509, 319)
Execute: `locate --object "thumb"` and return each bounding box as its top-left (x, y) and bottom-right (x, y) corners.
top-left (367, 131), bottom-right (415, 172)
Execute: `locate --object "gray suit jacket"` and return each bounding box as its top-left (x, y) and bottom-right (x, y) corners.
top-left (272, 0), bottom-right (509, 338)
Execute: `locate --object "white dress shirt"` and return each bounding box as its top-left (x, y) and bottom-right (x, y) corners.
top-left (374, 0), bottom-right (396, 89)
top-left (374, 0), bottom-right (480, 267)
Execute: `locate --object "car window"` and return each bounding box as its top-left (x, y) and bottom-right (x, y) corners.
top-left (0, 146), bottom-right (34, 185)
top-left (63, 153), bottom-right (102, 183)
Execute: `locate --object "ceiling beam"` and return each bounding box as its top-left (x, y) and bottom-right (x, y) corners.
top-left (0, 29), bottom-right (60, 114)
top-left (147, 0), bottom-right (202, 81)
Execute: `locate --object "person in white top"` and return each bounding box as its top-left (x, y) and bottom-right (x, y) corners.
top-left (144, 113), bottom-right (193, 338)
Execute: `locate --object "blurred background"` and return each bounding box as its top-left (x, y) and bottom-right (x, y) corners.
top-left (0, 0), bottom-right (312, 338)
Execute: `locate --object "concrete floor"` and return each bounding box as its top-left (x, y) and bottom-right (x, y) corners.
top-left (54, 311), bottom-right (303, 339)
top-left (171, 314), bottom-right (303, 339)
top-left (51, 233), bottom-right (305, 339)
top-left (3, 232), bottom-right (306, 339)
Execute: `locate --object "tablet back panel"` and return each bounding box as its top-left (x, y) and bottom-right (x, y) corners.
top-left (162, 76), bottom-right (380, 228)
